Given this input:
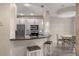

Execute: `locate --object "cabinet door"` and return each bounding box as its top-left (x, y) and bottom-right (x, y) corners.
top-left (17, 24), bottom-right (25, 30)
top-left (11, 47), bottom-right (25, 56)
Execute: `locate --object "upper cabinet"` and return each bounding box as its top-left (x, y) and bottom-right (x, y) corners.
top-left (17, 16), bottom-right (43, 25)
top-left (16, 16), bottom-right (44, 34)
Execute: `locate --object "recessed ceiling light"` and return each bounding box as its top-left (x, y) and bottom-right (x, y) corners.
top-left (24, 3), bottom-right (31, 7)
top-left (30, 13), bottom-right (34, 15)
top-left (18, 13), bottom-right (24, 16)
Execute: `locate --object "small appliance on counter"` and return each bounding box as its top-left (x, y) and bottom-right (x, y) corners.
top-left (30, 25), bottom-right (39, 38)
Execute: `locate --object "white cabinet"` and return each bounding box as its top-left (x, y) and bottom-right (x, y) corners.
top-left (11, 46), bottom-right (26, 56)
top-left (17, 17), bottom-right (44, 35)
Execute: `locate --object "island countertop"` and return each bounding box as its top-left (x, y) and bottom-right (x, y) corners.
top-left (10, 35), bottom-right (52, 41)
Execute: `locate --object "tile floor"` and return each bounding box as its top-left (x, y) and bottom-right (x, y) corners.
top-left (52, 43), bottom-right (76, 56)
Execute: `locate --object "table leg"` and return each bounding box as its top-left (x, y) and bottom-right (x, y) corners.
top-left (62, 40), bottom-right (65, 49)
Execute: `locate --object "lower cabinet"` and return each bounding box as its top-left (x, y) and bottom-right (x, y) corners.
top-left (11, 46), bottom-right (26, 56)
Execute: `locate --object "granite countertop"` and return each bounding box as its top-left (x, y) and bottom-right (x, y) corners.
top-left (10, 35), bottom-right (52, 41)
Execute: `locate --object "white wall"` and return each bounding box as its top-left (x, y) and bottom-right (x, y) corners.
top-left (0, 4), bottom-right (11, 56)
top-left (0, 3), bottom-right (17, 56)
top-left (50, 17), bottom-right (74, 46)
top-left (10, 4), bottom-right (17, 39)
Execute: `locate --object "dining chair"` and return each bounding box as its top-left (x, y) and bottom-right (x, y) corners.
top-left (56, 34), bottom-right (63, 47)
top-left (71, 36), bottom-right (76, 48)
top-left (64, 36), bottom-right (76, 50)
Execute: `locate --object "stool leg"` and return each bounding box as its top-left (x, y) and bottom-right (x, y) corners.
top-left (47, 45), bottom-right (49, 56)
top-left (50, 44), bottom-right (52, 56)
top-left (43, 45), bottom-right (45, 56)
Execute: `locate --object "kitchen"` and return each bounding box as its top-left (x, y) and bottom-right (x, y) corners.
top-left (0, 3), bottom-right (76, 56)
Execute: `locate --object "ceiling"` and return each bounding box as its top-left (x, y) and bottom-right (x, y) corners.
top-left (16, 3), bottom-right (76, 18)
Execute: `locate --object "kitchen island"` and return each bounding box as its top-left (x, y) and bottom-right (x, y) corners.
top-left (10, 35), bottom-right (52, 56)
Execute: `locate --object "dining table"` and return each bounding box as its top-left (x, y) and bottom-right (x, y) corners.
top-left (61, 35), bottom-right (72, 48)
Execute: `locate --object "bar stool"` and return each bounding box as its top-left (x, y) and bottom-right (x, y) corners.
top-left (26, 45), bottom-right (41, 56)
top-left (43, 41), bottom-right (53, 56)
